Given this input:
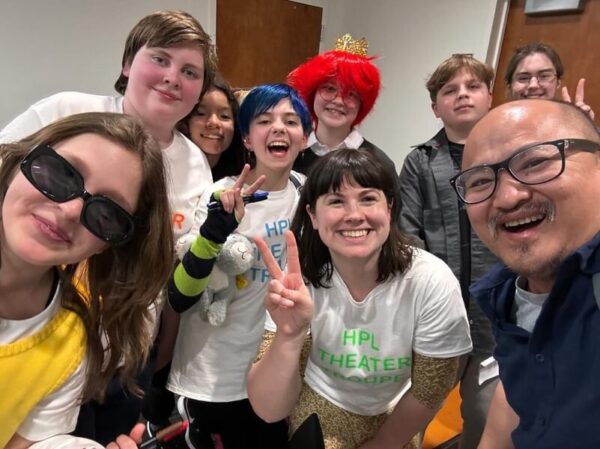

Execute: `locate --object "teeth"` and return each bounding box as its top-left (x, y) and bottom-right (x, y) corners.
top-left (201, 134), bottom-right (222, 140)
top-left (505, 214), bottom-right (544, 228)
top-left (268, 142), bottom-right (288, 149)
top-left (341, 230), bottom-right (368, 238)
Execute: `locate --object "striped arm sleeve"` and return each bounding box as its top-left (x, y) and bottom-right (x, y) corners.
top-left (168, 235), bottom-right (222, 313)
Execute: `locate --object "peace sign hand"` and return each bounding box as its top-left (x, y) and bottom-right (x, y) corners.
top-left (215, 164), bottom-right (266, 222)
top-left (255, 231), bottom-right (313, 337)
top-left (561, 78), bottom-right (595, 121)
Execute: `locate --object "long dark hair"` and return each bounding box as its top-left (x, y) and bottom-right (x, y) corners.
top-left (177, 74), bottom-right (245, 180)
top-left (291, 148), bottom-right (414, 287)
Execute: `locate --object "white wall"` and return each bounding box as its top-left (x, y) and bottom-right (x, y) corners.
top-left (0, 0), bottom-right (215, 128)
top-left (2, 0), bottom-right (507, 168)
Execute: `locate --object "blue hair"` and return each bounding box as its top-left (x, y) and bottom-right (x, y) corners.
top-left (238, 83), bottom-right (312, 137)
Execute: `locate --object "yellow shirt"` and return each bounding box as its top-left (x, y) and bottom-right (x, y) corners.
top-left (0, 306), bottom-right (86, 447)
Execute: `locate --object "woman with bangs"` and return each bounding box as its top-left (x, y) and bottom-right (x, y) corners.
top-left (249, 148), bottom-right (472, 449)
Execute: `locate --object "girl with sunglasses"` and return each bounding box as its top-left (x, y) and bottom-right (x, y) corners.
top-left (248, 148), bottom-right (472, 449)
top-left (0, 112), bottom-right (173, 448)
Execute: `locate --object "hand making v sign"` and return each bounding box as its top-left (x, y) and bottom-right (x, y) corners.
top-left (561, 78), bottom-right (595, 121)
top-left (254, 230), bottom-right (313, 338)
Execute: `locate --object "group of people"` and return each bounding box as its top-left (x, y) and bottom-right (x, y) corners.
top-left (1, 8), bottom-right (599, 449)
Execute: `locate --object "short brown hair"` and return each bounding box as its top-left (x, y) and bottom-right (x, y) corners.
top-left (426, 54), bottom-right (494, 102)
top-left (0, 112), bottom-right (174, 400)
top-left (504, 42), bottom-right (564, 86)
top-left (114, 10), bottom-right (217, 98)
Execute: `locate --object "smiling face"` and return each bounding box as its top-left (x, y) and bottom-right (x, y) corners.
top-left (2, 133), bottom-right (142, 268)
top-left (464, 100), bottom-right (600, 292)
top-left (122, 43), bottom-right (205, 131)
top-left (509, 52), bottom-right (560, 100)
top-left (313, 80), bottom-right (360, 134)
top-left (187, 89), bottom-right (235, 167)
top-left (432, 68), bottom-right (492, 135)
top-left (244, 98), bottom-right (307, 175)
top-left (308, 179), bottom-right (391, 268)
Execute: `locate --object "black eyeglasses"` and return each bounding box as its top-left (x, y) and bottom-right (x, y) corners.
top-left (21, 144), bottom-right (135, 245)
top-left (450, 138), bottom-right (600, 204)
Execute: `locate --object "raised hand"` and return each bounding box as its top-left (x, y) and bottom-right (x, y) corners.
top-left (561, 78), bottom-right (595, 120)
top-left (215, 164), bottom-right (266, 222)
top-left (255, 230), bottom-right (313, 337)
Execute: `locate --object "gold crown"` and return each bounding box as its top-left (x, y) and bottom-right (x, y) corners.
top-left (334, 33), bottom-right (369, 57)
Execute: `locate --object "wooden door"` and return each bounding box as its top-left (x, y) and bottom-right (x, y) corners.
top-left (492, 0), bottom-right (600, 111)
top-left (216, 0), bottom-right (322, 88)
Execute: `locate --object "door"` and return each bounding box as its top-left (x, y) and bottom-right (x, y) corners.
top-left (216, 0), bottom-right (323, 88)
top-left (492, 0), bottom-right (600, 110)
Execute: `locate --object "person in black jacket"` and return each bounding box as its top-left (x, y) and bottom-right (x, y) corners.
top-left (398, 54), bottom-right (498, 449)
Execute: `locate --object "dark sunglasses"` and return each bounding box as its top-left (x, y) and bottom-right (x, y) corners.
top-left (20, 144), bottom-right (135, 245)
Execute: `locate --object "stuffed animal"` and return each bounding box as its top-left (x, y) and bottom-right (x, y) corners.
top-left (201, 233), bottom-right (255, 325)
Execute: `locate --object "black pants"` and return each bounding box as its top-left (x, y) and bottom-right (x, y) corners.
top-left (73, 357), bottom-right (155, 444)
top-left (180, 397), bottom-right (288, 449)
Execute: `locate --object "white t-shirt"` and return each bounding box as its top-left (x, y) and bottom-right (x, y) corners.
top-left (0, 283), bottom-right (86, 441)
top-left (304, 249), bottom-right (473, 415)
top-left (0, 91), bottom-right (213, 241)
top-left (168, 176), bottom-right (301, 402)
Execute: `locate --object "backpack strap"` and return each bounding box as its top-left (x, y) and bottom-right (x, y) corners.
top-left (289, 172), bottom-right (303, 190)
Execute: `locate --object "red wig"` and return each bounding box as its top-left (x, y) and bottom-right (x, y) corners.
top-left (287, 50), bottom-right (381, 126)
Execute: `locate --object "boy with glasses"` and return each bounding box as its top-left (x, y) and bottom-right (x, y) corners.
top-left (457, 99), bottom-right (600, 449)
top-left (398, 54), bottom-right (498, 449)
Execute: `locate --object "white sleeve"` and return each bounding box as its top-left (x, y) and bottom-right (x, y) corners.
top-left (17, 360), bottom-right (86, 441)
top-left (0, 101), bottom-right (47, 143)
top-left (29, 435), bottom-right (105, 449)
top-left (413, 254), bottom-right (473, 358)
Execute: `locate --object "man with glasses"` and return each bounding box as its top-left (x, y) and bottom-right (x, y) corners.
top-left (454, 99), bottom-right (600, 449)
top-left (504, 42), bottom-right (595, 120)
top-left (398, 54), bottom-right (498, 449)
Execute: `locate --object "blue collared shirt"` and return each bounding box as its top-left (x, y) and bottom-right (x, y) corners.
top-left (471, 231), bottom-right (600, 449)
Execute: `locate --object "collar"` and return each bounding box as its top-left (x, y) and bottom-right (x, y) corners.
top-left (308, 129), bottom-right (365, 156)
top-left (412, 127), bottom-right (449, 150)
top-left (472, 231), bottom-right (600, 296)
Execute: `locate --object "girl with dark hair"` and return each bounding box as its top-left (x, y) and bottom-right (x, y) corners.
top-left (249, 148), bottom-right (472, 449)
top-left (178, 74), bottom-right (246, 181)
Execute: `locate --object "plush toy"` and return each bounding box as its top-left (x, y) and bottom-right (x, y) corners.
top-left (177, 233), bottom-right (255, 326)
